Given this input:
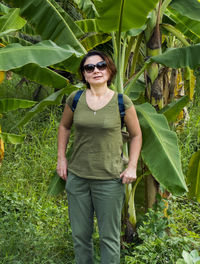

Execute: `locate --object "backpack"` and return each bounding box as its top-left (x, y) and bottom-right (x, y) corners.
top-left (71, 90), bottom-right (125, 128)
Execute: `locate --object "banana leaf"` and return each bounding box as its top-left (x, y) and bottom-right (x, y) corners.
top-left (159, 95), bottom-right (189, 123)
top-left (0, 8), bottom-right (26, 34)
top-left (0, 98), bottom-right (36, 114)
top-left (81, 33), bottom-right (111, 51)
top-left (1, 35), bottom-right (32, 46)
top-left (76, 19), bottom-right (100, 33)
top-left (0, 40), bottom-right (82, 71)
top-left (47, 0), bottom-right (84, 39)
top-left (93, 0), bottom-right (159, 32)
top-left (0, 29), bottom-right (18, 38)
top-left (0, 132), bottom-right (25, 144)
top-left (187, 150), bottom-right (200, 203)
top-left (48, 142), bottom-right (74, 196)
top-left (0, 3), bottom-right (10, 14)
top-left (170, 0), bottom-right (200, 21)
top-left (165, 8), bottom-right (200, 43)
top-left (13, 64), bottom-right (68, 90)
top-left (15, 85), bottom-right (76, 128)
top-left (48, 170), bottom-right (66, 196)
top-left (73, 0), bottom-right (98, 18)
top-left (136, 103), bottom-right (188, 195)
top-left (151, 44), bottom-right (200, 69)
top-left (126, 80), bottom-right (145, 101)
top-left (126, 25), bottom-right (147, 36)
top-left (4, 0), bottom-right (86, 53)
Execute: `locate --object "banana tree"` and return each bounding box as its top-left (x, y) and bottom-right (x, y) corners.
top-left (0, 1), bottom-right (86, 144)
top-left (1, 0), bottom-right (200, 242)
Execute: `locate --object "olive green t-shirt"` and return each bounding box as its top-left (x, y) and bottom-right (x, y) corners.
top-left (66, 89), bottom-right (133, 180)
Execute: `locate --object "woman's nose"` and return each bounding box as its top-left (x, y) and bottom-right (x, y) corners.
top-left (93, 66), bottom-right (100, 73)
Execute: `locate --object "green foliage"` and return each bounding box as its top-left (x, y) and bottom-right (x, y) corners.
top-left (178, 104), bottom-right (200, 175)
top-left (176, 250), bottom-right (200, 264)
top-left (4, 0), bottom-right (86, 53)
top-left (121, 196), bottom-right (200, 264)
top-left (0, 107), bottom-right (74, 263)
top-left (0, 97), bottom-right (200, 263)
top-left (136, 103), bottom-right (187, 195)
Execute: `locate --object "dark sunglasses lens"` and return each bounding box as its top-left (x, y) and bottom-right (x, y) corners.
top-left (84, 64), bottom-right (95, 73)
top-left (97, 61), bottom-right (107, 71)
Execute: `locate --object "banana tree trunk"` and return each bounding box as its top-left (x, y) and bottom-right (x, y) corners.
top-left (145, 1), bottom-right (162, 208)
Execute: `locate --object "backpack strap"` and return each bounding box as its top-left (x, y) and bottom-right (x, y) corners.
top-left (71, 90), bottom-right (84, 112)
top-left (118, 93), bottom-right (125, 128)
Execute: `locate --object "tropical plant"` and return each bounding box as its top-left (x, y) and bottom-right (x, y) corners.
top-left (1, 0), bottom-right (200, 241)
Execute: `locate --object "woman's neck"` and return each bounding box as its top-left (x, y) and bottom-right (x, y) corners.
top-left (89, 84), bottom-right (109, 97)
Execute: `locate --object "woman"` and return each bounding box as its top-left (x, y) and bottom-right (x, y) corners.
top-left (57, 50), bottom-right (142, 264)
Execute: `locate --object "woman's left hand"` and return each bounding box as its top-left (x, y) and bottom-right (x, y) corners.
top-left (120, 166), bottom-right (137, 184)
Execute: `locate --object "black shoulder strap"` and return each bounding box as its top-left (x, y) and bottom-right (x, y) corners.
top-left (71, 90), bottom-right (84, 112)
top-left (118, 93), bottom-right (125, 128)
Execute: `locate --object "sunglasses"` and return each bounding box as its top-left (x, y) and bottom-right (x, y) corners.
top-left (83, 61), bottom-right (107, 73)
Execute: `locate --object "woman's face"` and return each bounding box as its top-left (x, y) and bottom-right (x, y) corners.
top-left (83, 55), bottom-right (111, 87)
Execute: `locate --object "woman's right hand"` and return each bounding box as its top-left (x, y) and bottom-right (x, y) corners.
top-left (57, 157), bottom-right (68, 181)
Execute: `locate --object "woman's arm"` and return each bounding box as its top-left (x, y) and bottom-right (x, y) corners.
top-left (120, 105), bottom-right (142, 184)
top-left (57, 104), bottom-right (73, 180)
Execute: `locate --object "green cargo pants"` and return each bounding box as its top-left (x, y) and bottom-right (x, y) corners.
top-left (66, 171), bottom-right (125, 264)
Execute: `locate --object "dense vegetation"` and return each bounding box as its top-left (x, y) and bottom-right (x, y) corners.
top-left (0, 0), bottom-right (200, 262)
top-left (0, 76), bottom-right (199, 263)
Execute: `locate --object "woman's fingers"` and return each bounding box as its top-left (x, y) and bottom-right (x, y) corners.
top-left (57, 158), bottom-right (68, 180)
top-left (120, 168), bottom-right (137, 184)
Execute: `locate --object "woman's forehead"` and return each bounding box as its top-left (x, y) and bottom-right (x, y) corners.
top-left (84, 55), bottom-right (103, 65)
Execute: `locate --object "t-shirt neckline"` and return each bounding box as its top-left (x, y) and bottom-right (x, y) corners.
top-left (84, 89), bottom-right (116, 112)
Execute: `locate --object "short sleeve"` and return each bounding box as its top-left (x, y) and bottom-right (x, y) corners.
top-left (123, 94), bottom-right (133, 110)
top-left (65, 90), bottom-right (79, 110)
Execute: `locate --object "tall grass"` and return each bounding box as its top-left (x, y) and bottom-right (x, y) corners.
top-left (1, 106), bottom-right (75, 263)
